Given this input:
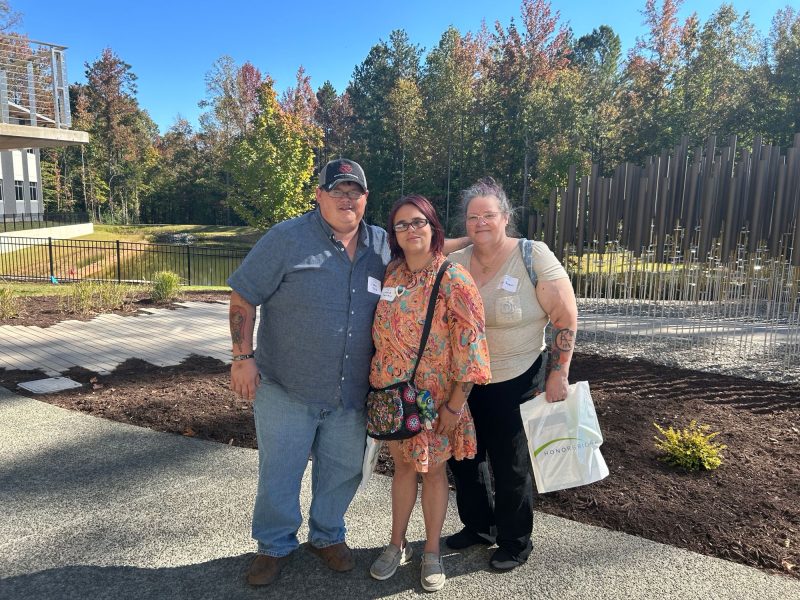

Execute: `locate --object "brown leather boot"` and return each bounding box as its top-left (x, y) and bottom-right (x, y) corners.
top-left (306, 541), bottom-right (355, 572)
top-left (246, 553), bottom-right (290, 586)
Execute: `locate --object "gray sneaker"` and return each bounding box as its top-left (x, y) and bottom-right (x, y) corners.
top-left (370, 542), bottom-right (413, 580)
top-left (420, 552), bottom-right (445, 592)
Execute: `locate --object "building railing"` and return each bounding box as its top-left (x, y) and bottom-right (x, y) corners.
top-left (0, 35), bottom-right (71, 129)
top-left (0, 236), bottom-right (247, 287)
top-left (1, 212), bottom-right (90, 232)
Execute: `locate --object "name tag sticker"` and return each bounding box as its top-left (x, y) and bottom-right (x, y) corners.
top-left (499, 275), bottom-right (519, 293)
top-left (367, 276), bottom-right (383, 295)
top-left (381, 286), bottom-right (397, 301)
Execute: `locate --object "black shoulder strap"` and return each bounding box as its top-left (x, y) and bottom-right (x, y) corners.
top-left (409, 260), bottom-right (451, 383)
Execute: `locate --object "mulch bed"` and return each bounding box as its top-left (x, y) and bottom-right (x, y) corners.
top-left (1, 295), bottom-right (798, 580)
top-left (4, 291), bottom-right (227, 328)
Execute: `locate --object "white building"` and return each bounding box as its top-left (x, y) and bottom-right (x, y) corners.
top-left (0, 35), bottom-right (88, 220)
top-left (0, 147), bottom-right (40, 217)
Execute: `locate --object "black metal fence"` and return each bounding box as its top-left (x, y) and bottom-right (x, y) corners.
top-left (1, 212), bottom-right (91, 233)
top-left (0, 236), bottom-right (248, 286)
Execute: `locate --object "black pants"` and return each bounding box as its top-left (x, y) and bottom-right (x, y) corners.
top-left (448, 357), bottom-right (540, 557)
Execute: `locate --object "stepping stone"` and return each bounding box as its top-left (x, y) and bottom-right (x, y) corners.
top-left (17, 377), bottom-right (83, 394)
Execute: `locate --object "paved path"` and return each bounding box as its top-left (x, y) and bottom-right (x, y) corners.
top-left (1, 304), bottom-right (799, 599)
top-left (0, 301), bottom-right (235, 375)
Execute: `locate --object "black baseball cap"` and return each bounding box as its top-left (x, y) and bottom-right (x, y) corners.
top-left (318, 159), bottom-right (368, 192)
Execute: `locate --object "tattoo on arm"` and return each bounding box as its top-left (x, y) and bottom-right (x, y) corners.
top-left (460, 382), bottom-right (474, 396)
top-left (554, 328), bottom-right (576, 352)
top-left (230, 309), bottom-right (246, 349)
top-left (547, 327), bottom-right (576, 376)
top-left (548, 348), bottom-right (563, 372)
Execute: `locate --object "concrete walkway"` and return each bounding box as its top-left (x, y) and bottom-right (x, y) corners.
top-left (1, 303), bottom-right (799, 599)
top-left (0, 301), bottom-right (233, 375)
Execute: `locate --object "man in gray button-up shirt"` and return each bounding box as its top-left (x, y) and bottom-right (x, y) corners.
top-left (228, 159), bottom-right (390, 585)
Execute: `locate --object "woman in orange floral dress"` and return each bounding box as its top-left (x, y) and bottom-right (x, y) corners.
top-left (368, 194), bottom-right (491, 592)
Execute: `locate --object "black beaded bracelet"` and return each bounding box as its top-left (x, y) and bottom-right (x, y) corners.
top-left (232, 353), bottom-right (255, 361)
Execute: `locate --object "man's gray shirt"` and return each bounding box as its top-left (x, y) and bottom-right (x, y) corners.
top-left (228, 209), bottom-right (391, 410)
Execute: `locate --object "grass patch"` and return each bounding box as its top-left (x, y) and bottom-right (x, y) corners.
top-left (0, 281), bottom-right (230, 297)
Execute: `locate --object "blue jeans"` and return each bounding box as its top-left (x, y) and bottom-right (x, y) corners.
top-left (252, 380), bottom-right (366, 557)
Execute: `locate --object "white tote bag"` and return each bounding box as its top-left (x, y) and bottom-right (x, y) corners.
top-left (519, 381), bottom-right (609, 493)
top-left (359, 436), bottom-right (382, 491)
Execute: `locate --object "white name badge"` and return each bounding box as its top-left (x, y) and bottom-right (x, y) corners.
top-left (380, 286), bottom-right (397, 301)
top-left (499, 275), bottom-right (519, 293)
top-left (367, 276), bottom-right (383, 295)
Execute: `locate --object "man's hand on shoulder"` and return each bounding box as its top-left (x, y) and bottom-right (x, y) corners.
top-left (443, 237), bottom-right (471, 255)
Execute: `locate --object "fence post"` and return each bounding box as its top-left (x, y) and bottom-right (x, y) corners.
top-left (116, 240), bottom-right (121, 283)
top-left (186, 245), bottom-right (192, 286)
top-left (48, 237), bottom-right (54, 280)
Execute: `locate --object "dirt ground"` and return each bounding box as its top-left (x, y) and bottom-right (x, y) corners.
top-left (1, 295), bottom-right (798, 580)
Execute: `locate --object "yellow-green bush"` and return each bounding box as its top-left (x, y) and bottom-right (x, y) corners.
top-left (151, 271), bottom-right (182, 303)
top-left (61, 281), bottom-right (133, 315)
top-left (61, 281), bottom-right (96, 315)
top-left (97, 281), bottom-right (132, 310)
top-left (653, 420), bottom-right (726, 471)
top-left (0, 285), bottom-right (19, 318)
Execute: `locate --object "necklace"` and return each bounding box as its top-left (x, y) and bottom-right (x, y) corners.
top-left (472, 253), bottom-right (496, 274)
top-left (472, 239), bottom-right (512, 274)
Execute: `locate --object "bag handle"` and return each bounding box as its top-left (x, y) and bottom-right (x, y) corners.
top-left (409, 260), bottom-right (451, 384)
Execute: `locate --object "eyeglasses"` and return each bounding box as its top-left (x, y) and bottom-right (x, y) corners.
top-left (328, 189), bottom-right (364, 200)
top-left (393, 218), bottom-right (429, 232)
top-left (466, 212), bottom-right (502, 225)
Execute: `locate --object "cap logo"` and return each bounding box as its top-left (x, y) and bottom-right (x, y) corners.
top-left (339, 164), bottom-right (353, 174)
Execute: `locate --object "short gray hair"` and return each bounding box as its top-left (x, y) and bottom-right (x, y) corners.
top-left (460, 177), bottom-right (518, 235)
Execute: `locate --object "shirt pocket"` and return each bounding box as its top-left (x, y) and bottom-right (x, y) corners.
top-left (495, 294), bottom-right (522, 325)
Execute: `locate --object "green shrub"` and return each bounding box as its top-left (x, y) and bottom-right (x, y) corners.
top-left (151, 271), bottom-right (182, 303)
top-left (0, 285), bottom-right (19, 318)
top-left (653, 420), bottom-right (726, 471)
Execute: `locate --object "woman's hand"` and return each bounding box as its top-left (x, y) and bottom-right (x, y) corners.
top-left (545, 369), bottom-right (569, 403)
top-left (435, 381), bottom-right (472, 435)
top-left (434, 404), bottom-right (461, 436)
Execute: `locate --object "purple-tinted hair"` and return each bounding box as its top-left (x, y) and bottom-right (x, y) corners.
top-left (387, 194), bottom-right (444, 261)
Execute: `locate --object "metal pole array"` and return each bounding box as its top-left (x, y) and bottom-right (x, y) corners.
top-left (532, 134), bottom-right (800, 384)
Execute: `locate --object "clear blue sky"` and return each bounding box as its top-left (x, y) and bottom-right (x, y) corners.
top-left (19, 0), bottom-right (789, 134)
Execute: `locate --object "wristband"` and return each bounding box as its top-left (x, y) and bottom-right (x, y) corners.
top-left (443, 401), bottom-right (464, 416)
top-left (232, 353), bottom-right (255, 361)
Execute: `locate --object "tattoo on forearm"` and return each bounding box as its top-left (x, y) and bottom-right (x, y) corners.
top-left (230, 309), bottom-right (246, 349)
top-left (554, 328), bottom-right (576, 352)
top-left (460, 382), bottom-right (474, 396)
top-left (548, 348), bottom-right (563, 373)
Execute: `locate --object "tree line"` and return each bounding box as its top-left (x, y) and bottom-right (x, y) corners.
top-left (39, 0), bottom-right (800, 234)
